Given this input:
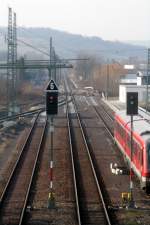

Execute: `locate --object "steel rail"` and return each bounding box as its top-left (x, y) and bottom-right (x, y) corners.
top-left (65, 80), bottom-right (81, 225)
top-left (0, 112), bottom-right (47, 224)
top-left (99, 103), bottom-right (114, 121)
top-left (19, 117), bottom-right (47, 225)
top-left (0, 112), bottom-right (40, 205)
top-left (66, 95), bottom-right (81, 225)
top-left (0, 98), bottom-right (72, 123)
top-left (71, 94), bottom-right (112, 225)
top-left (93, 105), bottom-right (114, 139)
top-left (0, 107), bottom-right (44, 123)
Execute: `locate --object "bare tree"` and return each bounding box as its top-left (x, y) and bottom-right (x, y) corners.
top-left (93, 62), bottom-right (125, 97)
top-left (75, 52), bottom-right (98, 85)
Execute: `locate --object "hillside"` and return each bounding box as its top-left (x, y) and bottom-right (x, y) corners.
top-left (0, 27), bottom-right (146, 61)
top-left (126, 40), bottom-right (150, 48)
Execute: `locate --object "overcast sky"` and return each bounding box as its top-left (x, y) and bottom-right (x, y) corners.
top-left (0, 0), bottom-right (149, 41)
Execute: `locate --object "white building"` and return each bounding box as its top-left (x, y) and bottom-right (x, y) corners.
top-left (119, 72), bottom-right (150, 103)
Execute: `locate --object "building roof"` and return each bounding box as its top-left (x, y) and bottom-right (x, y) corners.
top-left (120, 73), bottom-right (137, 84)
top-left (121, 74), bottom-right (137, 80)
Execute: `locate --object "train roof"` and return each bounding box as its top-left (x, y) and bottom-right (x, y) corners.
top-left (115, 109), bottom-right (150, 142)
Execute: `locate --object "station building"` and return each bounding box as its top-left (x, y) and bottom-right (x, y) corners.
top-left (119, 69), bottom-right (150, 104)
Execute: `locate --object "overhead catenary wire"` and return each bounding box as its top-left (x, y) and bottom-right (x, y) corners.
top-left (0, 30), bottom-right (50, 57)
top-left (0, 30), bottom-right (89, 62)
top-left (19, 27), bottom-right (50, 50)
top-left (17, 38), bottom-right (50, 56)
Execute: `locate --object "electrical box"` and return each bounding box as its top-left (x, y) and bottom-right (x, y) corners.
top-left (127, 92), bottom-right (138, 115)
top-left (46, 80), bottom-right (58, 115)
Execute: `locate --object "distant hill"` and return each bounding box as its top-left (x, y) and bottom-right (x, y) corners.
top-left (125, 40), bottom-right (150, 48)
top-left (0, 27), bottom-right (146, 61)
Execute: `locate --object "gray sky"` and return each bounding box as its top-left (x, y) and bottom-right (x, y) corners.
top-left (0, 0), bottom-right (149, 41)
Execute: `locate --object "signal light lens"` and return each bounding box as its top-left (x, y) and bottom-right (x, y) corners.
top-left (49, 96), bottom-right (54, 103)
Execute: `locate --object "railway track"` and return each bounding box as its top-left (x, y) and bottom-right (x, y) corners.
top-left (0, 97), bottom-right (70, 124)
top-left (64, 85), bottom-right (150, 225)
top-left (66, 94), bottom-right (112, 225)
top-left (0, 107), bottom-right (45, 123)
top-left (99, 101), bottom-right (114, 120)
top-left (93, 101), bottom-right (114, 138)
top-left (0, 112), bottom-right (47, 225)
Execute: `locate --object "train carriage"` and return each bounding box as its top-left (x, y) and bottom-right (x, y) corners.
top-left (114, 110), bottom-right (150, 191)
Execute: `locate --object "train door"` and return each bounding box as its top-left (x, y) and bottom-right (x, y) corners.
top-left (138, 144), bottom-right (144, 190)
top-left (139, 146), bottom-right (143, 174)
top-left (134, 141), bottom-right (143, 174)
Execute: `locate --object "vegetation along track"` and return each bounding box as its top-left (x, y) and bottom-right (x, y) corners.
top-left (66, 94), bottom-right (112, 225)
top-left (0, 112), bottom-right (47, 225)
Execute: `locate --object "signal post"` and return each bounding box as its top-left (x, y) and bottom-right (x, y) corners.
top-left (126, 92), bottom-right (138, 208)
top-left (46, 79), bottom-right (58, 209)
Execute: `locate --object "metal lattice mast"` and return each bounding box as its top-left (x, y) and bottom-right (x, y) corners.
top-left (13, 13), bottom-right (17, 63)
top-left (7, 7), bottom-right (13, 112)
top-left (13, 12), bottom-right (17, 102)
top-left (148, 48), bottom-right (150, 76)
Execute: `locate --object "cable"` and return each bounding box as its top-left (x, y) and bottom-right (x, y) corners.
top-left (0, 29), bottom-right (50, 57)
top-left (18, 27), bottom-right (50, 52)
top-left (17, 38), bottom-right (49, 56)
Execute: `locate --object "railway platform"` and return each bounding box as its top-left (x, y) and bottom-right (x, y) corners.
top-left (102, 98), bottom-right (125, 112)
top-left (104, 98), bottom-right (150, 120)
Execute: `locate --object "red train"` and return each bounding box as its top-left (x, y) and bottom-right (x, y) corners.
top-left (114, 110), bottom-right (150, 191)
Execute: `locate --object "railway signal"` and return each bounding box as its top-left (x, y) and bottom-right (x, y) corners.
top-left (126, 92), bottom-right (138, 208)
top-left (46, 79), bottom-right (58, 209)
top-left (127, 92), bottom-right (138, 115)
top-left (46, 79), bottom-right (58, 115)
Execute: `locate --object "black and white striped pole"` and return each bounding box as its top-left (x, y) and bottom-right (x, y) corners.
top-left (46, 79), bottom-right (58, 209)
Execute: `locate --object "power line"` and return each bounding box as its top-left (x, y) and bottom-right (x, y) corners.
top-left (0, 30), bottom-right (50, 56)
top-left (17, 38), bottom-right (50, 56)
top-left (19, 27), bottom-right (49, 49)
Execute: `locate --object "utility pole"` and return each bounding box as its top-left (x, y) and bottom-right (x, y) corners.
top-left (49, 38), bottom-right (59, 83)
top-left (7, 8), bottom-right (17, 115)
top-left (7, 7), bottom-right (13, 115)
top-left (49, 37), bottom-right (53, 79)
top-left (146, 48), bottom-right (150, 111)
top-left (54, 49), bottom-right (57, 82)
top-left (13, 12), bottom-right (17, 101)
top-left (52, 47), bottom-right (56, 81)
top-left (106, 59), bottom-right (109, 100)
